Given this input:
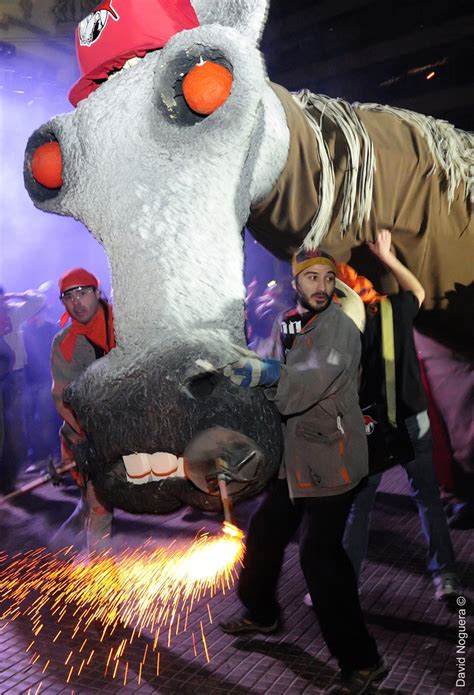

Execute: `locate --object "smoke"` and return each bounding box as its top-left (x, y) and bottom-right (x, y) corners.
top-left (0, 66), bottom-right (111, 316)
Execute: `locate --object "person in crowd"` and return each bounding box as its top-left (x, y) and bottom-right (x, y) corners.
top-left (0, 285), bottom-right (46, 493)
top-left (244, 277), bottom-right (259, 347)
top-left (341, 230), bottom-right (460, 601)
top-left (0, 300), bottom-right (15, 478)
top-left (415, 330), bottom-right (474, 531)
top-left (246, 275), bottom-right (294, 358)
top-left (220, 248), bottom-right (386, 695)
top-left (51, 268), bottom-right (115, 554)
top-left (24, 305), bottom-right (62, 471)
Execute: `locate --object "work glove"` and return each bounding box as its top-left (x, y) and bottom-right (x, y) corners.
top-left (223, 355), bottom-right (281, 387)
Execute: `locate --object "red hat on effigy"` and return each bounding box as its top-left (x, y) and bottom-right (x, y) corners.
top-left (69, 0), bottom-right (200, 107)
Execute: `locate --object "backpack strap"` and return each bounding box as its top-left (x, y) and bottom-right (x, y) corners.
top-left (380, 297), bottom-right (397, 427)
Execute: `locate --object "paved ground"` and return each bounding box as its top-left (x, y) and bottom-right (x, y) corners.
top-left (0, 466), bottom-right (472, 695)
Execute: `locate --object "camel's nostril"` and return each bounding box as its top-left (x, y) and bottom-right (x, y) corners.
top-left (31, 141), bottom-right (63, 189)
top-left (184, 427), bottom-right (264, 497)
top-left (186, 373), bottom-right (220, 399)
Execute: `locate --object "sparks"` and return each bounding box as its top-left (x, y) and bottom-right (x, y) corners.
top-left (0, 523), bottom-right (244, 685)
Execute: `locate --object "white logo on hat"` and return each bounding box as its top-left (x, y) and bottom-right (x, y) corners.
top-left (78, 0), bottom-right (120, 47)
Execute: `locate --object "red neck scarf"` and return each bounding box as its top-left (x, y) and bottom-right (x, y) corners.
top-left (59, 303), bottom-right (116, 362)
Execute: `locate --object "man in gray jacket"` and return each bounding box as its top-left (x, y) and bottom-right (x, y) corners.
top-left (220, 248), bottom-right (385, 695)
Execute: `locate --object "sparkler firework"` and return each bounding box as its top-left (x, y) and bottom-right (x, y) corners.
top-left (0, 522), bottom-right (244, 687)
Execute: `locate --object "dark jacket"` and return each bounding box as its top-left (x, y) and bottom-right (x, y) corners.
top-left (51, 328), bottom-right (98, 461)
top-left (266, 302), bottom-right (368, 498)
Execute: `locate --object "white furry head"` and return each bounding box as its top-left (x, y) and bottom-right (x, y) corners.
top-left (25, 1), bottom-right (289, 355)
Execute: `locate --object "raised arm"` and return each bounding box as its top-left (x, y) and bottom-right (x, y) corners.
top-left (368, 229), bottom-right (425, 306)
top-left (6, 289), bottom-right (46, 323)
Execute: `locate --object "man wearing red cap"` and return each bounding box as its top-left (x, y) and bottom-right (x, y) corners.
top-left (51, 268), bottom-right (115, 553)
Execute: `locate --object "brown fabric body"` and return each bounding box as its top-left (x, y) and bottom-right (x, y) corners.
top-left (247, 84), bottom-right (473, 349)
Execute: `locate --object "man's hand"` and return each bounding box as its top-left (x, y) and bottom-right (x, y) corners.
top-left (223, 356), bottom-right (281, 387)
top-left (37, 281), bottom-right (54, 294)
top-left (368, 229), bottom-right (393, 262)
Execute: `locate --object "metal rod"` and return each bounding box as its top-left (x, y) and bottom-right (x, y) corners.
top-left (217, 475), bottom-right (234, 525)
top-left (0, 460), bottom-right (77, 505)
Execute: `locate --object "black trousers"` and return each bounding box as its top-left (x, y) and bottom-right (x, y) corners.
top-left (237, 479), bottom-right (381, 673)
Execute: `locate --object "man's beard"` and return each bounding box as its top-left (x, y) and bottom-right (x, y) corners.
top-left (297, 290), bottom-right (333, 315)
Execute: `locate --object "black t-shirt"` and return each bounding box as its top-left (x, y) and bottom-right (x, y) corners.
top-left (279, 307), bottom-right (315, 357)
top-left (361, 291), bottom-right (427, 418)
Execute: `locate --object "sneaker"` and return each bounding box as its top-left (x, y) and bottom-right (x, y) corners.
top-left (433, 573), bottom-right (462, 601)
top-left (448, 504), bottom-right (474, 530)
top-left (220, 615), bottom-right (280, 635)
top-left (326, 659), bottom-right (388, 694)
top-left (24, 463), bottom-right (43, 475)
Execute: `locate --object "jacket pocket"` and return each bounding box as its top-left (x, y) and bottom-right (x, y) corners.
top-left (293, 423), bottom-right (348, 488)
top-left (296, 422), bottom-right (342, 443)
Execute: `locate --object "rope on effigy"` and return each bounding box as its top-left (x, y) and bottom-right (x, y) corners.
top-left (357, 102), bottom-right (474, 207)
top-left (291, 90), bottom-right (376, 246)
top-left (291, 89), bottom-right (473, 250)
top-left (291, 90), bottom-right (336, 248)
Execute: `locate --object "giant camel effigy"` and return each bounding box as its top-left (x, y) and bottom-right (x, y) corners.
top-left (23, 0), bottom-right (474, 512)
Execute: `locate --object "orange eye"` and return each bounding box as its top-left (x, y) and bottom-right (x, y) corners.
top-left (31, 141), bottom-right (63, 189)
top-left (182, 61), bottom-right (233, 115)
